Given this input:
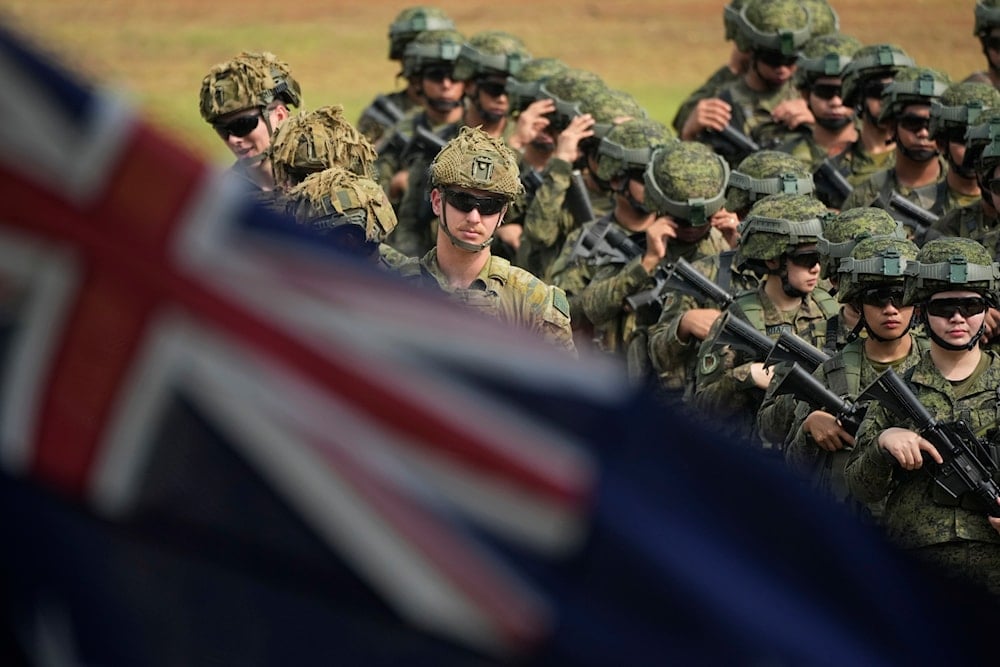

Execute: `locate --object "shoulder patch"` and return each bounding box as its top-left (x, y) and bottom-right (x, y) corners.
top-left (551, 287), bottom-right (570, 318)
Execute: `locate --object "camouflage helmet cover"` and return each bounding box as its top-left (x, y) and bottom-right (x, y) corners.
top-left (538, 69), bottom-right (606, 132)
top-left (595, 118), bottom-right (674, 182)
top-left (974, 0), bottom-right (1000, 37)
top-left (905, 237), bottom-right (1000, 304)
top-left (199, 51), bottom-right (302, 123)
top-left (430, 126), bottom-right (524, 198)
top-left (733, 0), bottom-right (813, 55)
top-left (840, 44), bottom-right (915, 108)
top-left (270, 106), bottom-right (378, 188)
top-left (878, 66), bottom-right (951, 124)
top-left (505, 57), bottom-right (569, 111)
top-left (453, 30), bottom-right (531, 81)
top-left (580, 89), bottom-right (648, 140)
top-left (644, 141), bottom-right (730, 225)
top-left (795, 33), bottom-right (863, 88)
top-left (969, 109), bottom-right (1000, 176)
top-left (723, 0), bottom-right (748, 42)
top-left (929, 81), bottom-right (1000, 138)
top-left (836, 235), bottom-right (918, 304)
top-left (725, 149), bottom-right (815, 214)
top-left (817, 207), bottom-right (902, 279)
top-left (388, 6), bottom-right (455, 61)
top-left (737, 193), bottom-right (828, 261)
top-left (801, 0), bottom-right (840, 38)
top-left (286, 166), bottom-right (398, 244)
top-left (401, 29), bottom-right (465, 78)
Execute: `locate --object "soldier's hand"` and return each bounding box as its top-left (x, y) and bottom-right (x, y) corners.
top-left (803, 410), bottom-right (855, 451)
top-left (389, 169), bottom-right (409, 200)
top-left (710, 208), bottom-right (740, 248)
top-left (680, 98), bottom-right (732, 140)
top-left (494, 223), bottom-right (522, 252)
top-left (510, 98), bottom-right (556, 150)
top-left (553, 113), bottom-right (595, 163)
top-left (678, 307), bottom-right (723, 342)
top-left (748, 362), bottom-right (774, 389)
top-left (772, 98), bottom-right (815, 129)
top-left (878, 426), bottom-right (943, 470)
top-left (981, 306), bottom-right (1000, 344)
top-left (990, 498), bottom-right (1000, 535)
top-left (641, 216), bottom-right (677, 272)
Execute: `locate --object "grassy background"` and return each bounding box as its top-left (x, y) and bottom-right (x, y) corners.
top-left (3, 0), bottom-right (983, 163)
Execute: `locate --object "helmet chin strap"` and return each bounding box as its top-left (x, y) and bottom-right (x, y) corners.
top-left (440, 201), bottom-right (501, 253)
top-left (616, 179), bottom-right (650, 216)
top-left (775, 258), bottom-right (808, 299)
top-left (896, 136), bottom-right (938, 163)
top-left (922, 308), bottom-right (987, 351)
top-left (846, 310), bottom-right (913, 344)
top-left (815, 116), bottom-right (854, 131)
top-left (425, 96), bottom-right (463, 113)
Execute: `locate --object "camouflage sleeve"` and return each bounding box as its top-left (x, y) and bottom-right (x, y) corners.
top-left (844, 402), bottom-right (896, 504)
top-left (646, 292), bottom-right (702, 390)
top-left (501, 268), bottom-right (577, 356)
top-left (755, 385), bottom-right (797, 452)
top-left (389, 157), bottom-right (434, 257)
top-left (522, 158), bottom-right (574, 248)
top-left (690, 317), bottom-right (762, 427)
top-left (670, 65), bottom-right (736, 134)
top-left (548, 244), bottom-right (596, 329)
top-left (784, 397), bottom-right (826, 477)
top-left (840, 176), bottom-right (880, 211)
top-left (579, 258), bottom-right (651, 328)
top-left (540, 285), bottom-right (577, 356)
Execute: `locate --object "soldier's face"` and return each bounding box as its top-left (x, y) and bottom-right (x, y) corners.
top-left (472, 76), bottom-right (510, 117)
top-left (808, 76), bottom-right (853, 124)
top-left (214, 106), bottom-right (283, 161)
top-left (783, 245), bottom-right (821, 293)
top-left (861, 289), bottom-right (913, 340)
top-left (924, 289), bottom-right (988, 348)
top-left (431, 186), bottom-right (508, 246)
top-left (894, 105), bottom-right (935, 153)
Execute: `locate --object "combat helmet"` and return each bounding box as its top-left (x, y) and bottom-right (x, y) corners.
top-left (285, 166), bottom-right (398, 255)
top-left (388, 7), bottom-right (455, 61)
top-left (430, 126), bottom-right (523, 251)
top-left (401, 28), bottom-right (465, 78)
top-left (817, 207), bottom-right (902, 280)
top-left (930, 81), bottom-right (1000, 142)
top-left (271, 106), bottom-right (377, 188)
top-left (538, 69), bottom-right (606, 133)
top-left (836, 235), bottom-right (918, 304)
top-left (795, 33), bottom-right (863, 89)
top-left (907, 237), bottom-right (1000, 349)
top-left (581, 89), bottom-right (648, 143)
top-left (732, 0), bottom-right (813, 56)
top-left (969, 112), bottom-right (1000, 180)
top-left (723, 0), bottom-right (748, 42)
top-left (801, 0), bottom-right (839, 38)
top-left (841, 44), bottom-right (915, 109)
top-left (974, 0), bottom-right (1000, 38)
top-left (644, 141), bottom-right (730, 226)
top-left (199, 51), bottom-right (302, 123)
top-left (453, 30), bottom-right (531, 81)
top-left (725, 150), bottom-right (814, 216)
top-left (505, 57), bottom-right (569, 113)
top-left (878, 66), bottom-right (951, 124)
top-left (595, 118), bottom-right (674, 183)
top-left (737, 193), bottom-right (827, 266)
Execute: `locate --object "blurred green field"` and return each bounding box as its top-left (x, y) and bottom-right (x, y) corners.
top-left (3, 0), bottom-right (983, 164)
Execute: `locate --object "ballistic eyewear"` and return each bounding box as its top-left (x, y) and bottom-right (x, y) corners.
top-left (757, 50), bottom-right (799, 69)
top-left (787, 251), bottom-right (822, 269)
top-left (898, 115), bottom-right (931, 134)
top-left (213, 112), bottom-right (262, 139)
top-left (925, 297), bottom-right (988, 319)
top-left (860, 285), bottom-right (905, 308)
top-left (811, 83), bottom-right (843, 101)
top-left (444, 189), bottom-right (508, 215)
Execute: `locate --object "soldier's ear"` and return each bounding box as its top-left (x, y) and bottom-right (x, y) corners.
top-left (430, 187), bottom-right (443, 216)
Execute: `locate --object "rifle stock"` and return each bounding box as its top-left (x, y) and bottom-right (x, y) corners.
top-left (883, 192), bottom-right (940, 245)
top-left (711, 312), bottom-right (829, 371)
top-left (771, 363), bottom-right (864, 435)
top-left (624, 257), bottom-right (735, 313)
top-left (813, 159), bottom-right (853, 209)
top-left (856, 368), bottom-right (1000, 517)
top-left (566, 169), bottom-right (596, 226)
top-left (763, 331), bottom-right (830, 373)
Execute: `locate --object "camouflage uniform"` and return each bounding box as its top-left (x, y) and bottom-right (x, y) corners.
top-left (780, 237), bottom-right (924, 516)
top-left (357, 7), bottom-right (455, 144)
top-left (692, 194), bottom-right (837, 447)
top-left (847, 237), bottom-right (1000, 595)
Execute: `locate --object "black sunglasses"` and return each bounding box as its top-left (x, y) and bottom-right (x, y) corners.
top-left (757, 49), bottom-right (798, 68)
top-left (811, 83), bottom-right (842, 101)
top-left (986, 36), bottom-right (1000, 52)
top-left (860, 285), bottom-right (905, 308)
top-left (443, 189), bottom-right (508, 215)
top-left (862, 80), bottom-right (888, 100)
top-left (423, 66), bottom-right (455, 83)
top-left (897, 115), bottom-right (931, 134)
top-left (786, 251), bottom-right (821, 269)
top-left (985, 178), bottom-right (1000, 196)
top-left (925, 297), bottom-right (988, 319)
top-left (213, 112), bottom-right (261, 139)
top-left (478, 80), bottom-right (508, 98)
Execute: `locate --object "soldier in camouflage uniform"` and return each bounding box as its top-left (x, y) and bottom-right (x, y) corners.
top-left (837, 44), bottom-right (915, 188)
top-left (284, 165), bottom-right (407, 269)
top-left (394, 127), bottom-right (575, 354)
top-left (377, 28), bottom-right (466, 255)
top-left (515, 70), bottom-right (616, 279)
top-left (199, 51), bottom-right (302, 194)
top-left (575, 140), bottom-right (733, 376)
top-left (847, 237), bottom-right (1000, 595)
top-left (932, 109), bottom-right (1000, 251)
top-left (842, 67), bottom-right (953, 243)
top-left (963, 0), bottom-right (1000, 90)
top-left (781, 235), bottom-right (925, 518)
top-left (685, 0), bottom-right (815, 167)
top-left (270, 105), bottom-right (378, 191)
top-left (645, 150), bottom-right (812, 399)
top-left (692, 193), bottom-right (838, 449)
top-left (777, 33), bottom-right (863, 172)
top-left (929, 82), bottom-right (1000, 214)
top-left (356, 7), bottom-right (456, 145)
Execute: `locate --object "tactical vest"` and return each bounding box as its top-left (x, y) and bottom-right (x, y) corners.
top-left (733, 287), bottom-right (838, 343)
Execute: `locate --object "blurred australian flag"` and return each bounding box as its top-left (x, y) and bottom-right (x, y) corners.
top-left (0, 20), bottom-right (995, 666)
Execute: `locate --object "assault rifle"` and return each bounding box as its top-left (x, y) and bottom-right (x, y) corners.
top-left (813, 158), bottom-right (853, 210)
top-left (359, 94), bottom-right (406, 134)
top-left (711, 311), bottom-right (830, 374)
top-left (771, 363), bottom-right (866, 435)
top-left (701, 124), bottom-right (761, 167)
top-left (568, 217), bottom-right (642, 265)
top-left (856, 368), bottom-right (1000, 517)
top-left (881, 192), bottom-right (941, 246)
top-left (406, 125), bottom-right (448, 161)
top-left (566, 169), bottom-right (596, 226)
top-left (624, 257), bottom-right (738, 314)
